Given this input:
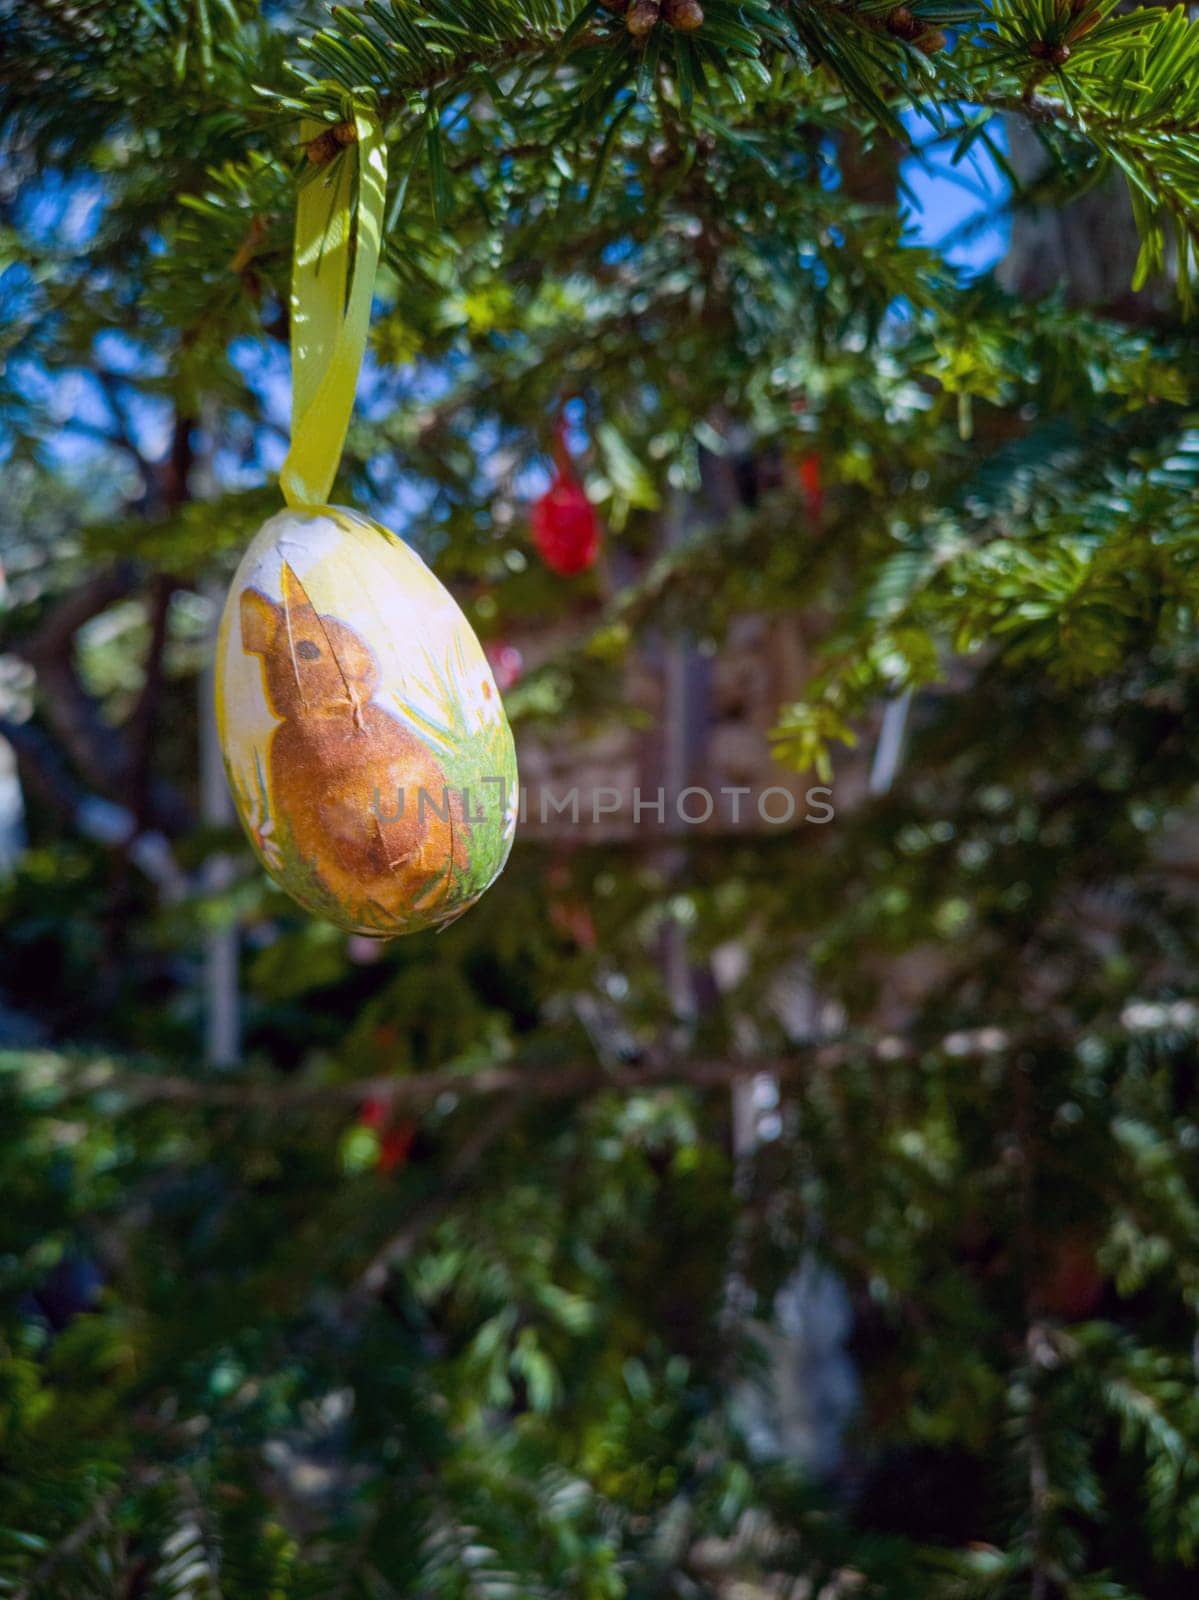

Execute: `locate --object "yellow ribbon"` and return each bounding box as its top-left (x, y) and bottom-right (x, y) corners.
top-left (281, 109), bottom-right (388, 509)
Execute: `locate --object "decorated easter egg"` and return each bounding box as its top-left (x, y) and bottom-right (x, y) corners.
top-left (215, 506), bottom-right (518, 937)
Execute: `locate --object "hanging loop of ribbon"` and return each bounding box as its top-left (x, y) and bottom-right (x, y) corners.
top-left (281, 108), bottom-right (388, 510)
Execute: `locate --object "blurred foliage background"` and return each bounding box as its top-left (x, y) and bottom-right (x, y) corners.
top-left (4, 1), bottom-right (1199, 1595)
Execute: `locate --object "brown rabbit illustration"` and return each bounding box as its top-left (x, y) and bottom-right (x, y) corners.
top-left (240, 563), bottom-right (468, 920)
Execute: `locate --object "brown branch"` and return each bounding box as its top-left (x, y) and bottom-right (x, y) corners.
top-left (980, 87), bottom-right (1199, 140)
top-left (128, 574), bottom-right (178, 829)
top-left (41, 1041), bottom-right (859, 1115)
top-left (16, 565), bottom-right (139, 798)
top-left (20, 563), bottom-right (136, 663)
top-left (0, 715), bottom-right (86, 818)
top-left (162, 412), bottom-right (194, 513)
top-left (10, 557), bottom-right (192, 836)
top-left (95, 370), bottom-right (152, 488)
top-left (28, 649), bottom-right (127, 796)
top-left (125, 412), bottom-right (189, 826)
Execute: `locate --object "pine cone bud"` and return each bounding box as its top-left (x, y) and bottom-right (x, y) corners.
top-left (598, 0), bottom-right (630, 11)
top-left (1049, 41), bottom-right (1071, 64)
top-left (332, 120), bottom-right (358, 146)
top-left (627, 0), bottom-right (660, 37)
top-left (886, 7), bottom-right (920, 40)
top-left (914, 27), bottom-right (947, 54)
top-left (663, 0), bottom-right (703, 30)
top-left (305, 128), bottom-right (340, 166)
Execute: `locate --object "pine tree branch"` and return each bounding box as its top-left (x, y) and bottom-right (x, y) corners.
top-left (343, 1095), bottom-right (527, 1318)
top-left (11, 1483), bottom-right (124, 1600)
top-left (1014, 1049), bottom-right (1055, 1600)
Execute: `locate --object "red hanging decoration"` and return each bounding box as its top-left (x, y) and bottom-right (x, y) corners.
top-left (358, 1095), bottom-right (417, 1174)
top-left (378, 1121), bottom-right (417, 1174)
top-left (796, 452), bottom-right (824, 525)
top-left (789, 394), bottom-right (825, 528)
top-left (359, 1095), bottom-right (389, 1129)
top-left (531, 416), bottom-right (601, 576)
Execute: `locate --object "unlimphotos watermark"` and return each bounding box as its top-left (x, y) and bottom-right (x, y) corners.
top-left (371, 780), bottom-right (835, 828)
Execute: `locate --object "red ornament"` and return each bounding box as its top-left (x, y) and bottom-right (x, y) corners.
top-left (795, 452), bottom-right (824, 525)
top-left (532, 469), bottom-right (601, 576)
top-left (547, 862), bottom-right (597, 949)
top-left (1038, 1233), bottom-right (1105, 1321)
top-left (357, 1095), bottom-right (417, 1174)
top-left (378, 1120), bottom-right (417, 1174)
top-left (359, 1095), bottom-right (389, 1130)
top-left (788, 395), bottom-right (824, 527)
top-left (532, 417), bottom-right (601, 576)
